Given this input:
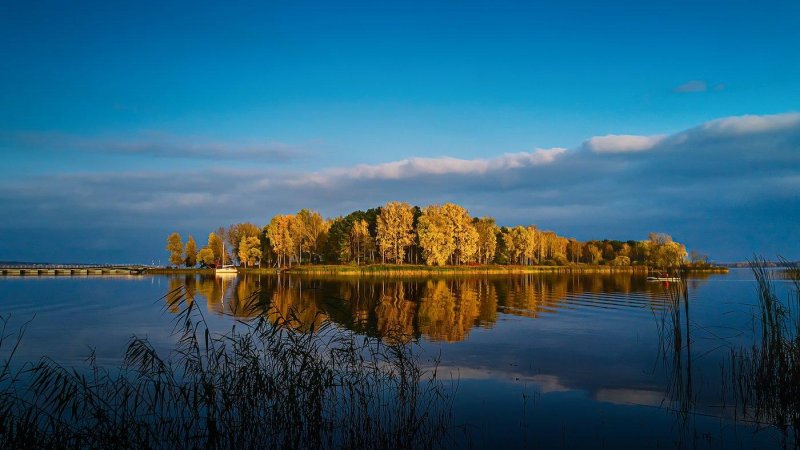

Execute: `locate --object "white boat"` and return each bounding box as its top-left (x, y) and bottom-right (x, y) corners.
top-left (215, 265), bottom-right (238, 275)
top-left (215, 242), bottom-right (238, 275)
top-left (646, 271), bottom-right (680, 282)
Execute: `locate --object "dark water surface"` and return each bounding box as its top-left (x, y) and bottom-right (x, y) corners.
top-left (1, 269), bottom-right (794, 448)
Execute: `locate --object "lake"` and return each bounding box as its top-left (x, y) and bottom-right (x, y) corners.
top-left (1, 269), bottom-right (795, 448)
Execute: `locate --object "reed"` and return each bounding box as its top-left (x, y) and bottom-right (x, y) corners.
top-left (650, 273), bottom-right (697, 436)
top-left (727, 257), bottom-right (800, 448)
top-left (0, 286), bottom-right (453, 449)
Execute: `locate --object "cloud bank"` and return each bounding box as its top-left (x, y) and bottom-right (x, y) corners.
top-left (0, 131), bottom-right (308, 162)
top-left (1, 112), bottom-right (798, 263)
top-left (582, 135), bottom-right (665, 153)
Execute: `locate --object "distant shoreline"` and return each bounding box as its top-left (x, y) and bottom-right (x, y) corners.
top-left (143, 264), bottom-right (729, 276)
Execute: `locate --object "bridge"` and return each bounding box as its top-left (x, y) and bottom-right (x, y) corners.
top-left (0, 264), bottom-right (155, 276)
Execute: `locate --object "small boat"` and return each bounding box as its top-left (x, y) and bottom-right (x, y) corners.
top-left (646, 271), bottom-right (681, 282)
top-left (215, 243), bottom-right (238, 275)
top-left (215, 265), bottom-right (238, 275)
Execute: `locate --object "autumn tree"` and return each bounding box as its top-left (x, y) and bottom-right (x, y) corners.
top-left (267, 214), bottom-right (296, 267)
top-left (288, 214), bottom-right (307, 264)
top-left (644, 233), bottom-right (687, 268)
top-left (166, 232), bottom-right (184, 267)
top-left (296, 209), bottom-right (328, 263)
top-left (417, 205), bottom-right (456, 266)
top-left (522, 226), bottom-right (539, 265)
top-left (376, 201), bottom-right (415, 264)
top-left (474, 217), bottom-right (499, 264)
top-left (584, 243), bottom-right (603, 264)
top-left (440, 203), bottom-right (479, 264)
top-left (554, 236), bottom-right (569, 264)
top-left (207, 232), bottom-right (227, 266)
top-left (227, 223), bottom-right (260, 264)
top-left (197, 247), bottom-right (215, 267)
top-left (238, 236), bottom-right (262, 268)
top-left (567, 239), bottom-right (583, 264)
top-left (350, 219), bottom-right (372, 265)
top-left (184, 235), bottom-right (198, 267)
top-left (503, 227), bottom-right (519, 264)
top-left (602, 241), bottom-right (616, 261)
top-left (610, 255), bottom-right (631, 266)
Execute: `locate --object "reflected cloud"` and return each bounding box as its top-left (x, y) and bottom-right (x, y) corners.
top-left (595, 388), bottom-right (664, 407)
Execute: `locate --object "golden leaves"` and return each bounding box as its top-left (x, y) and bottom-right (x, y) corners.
top-left (376, 201), bottom-right (415, 263)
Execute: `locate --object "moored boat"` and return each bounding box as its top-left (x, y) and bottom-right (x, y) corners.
top-left (646, 271), bottom-right (681, 282)
top-left (215, 243), bottom-right (238, 275)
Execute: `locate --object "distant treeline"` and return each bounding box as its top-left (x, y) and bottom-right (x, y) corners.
top-left (166, 201), bottom-right (701, 269)
top-left (720, 261), bottom-right (799, 268)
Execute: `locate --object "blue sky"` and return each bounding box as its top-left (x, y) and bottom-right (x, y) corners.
top-left (1, 0), bottom-right (798, 262)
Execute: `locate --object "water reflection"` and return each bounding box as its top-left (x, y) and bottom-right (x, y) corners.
top-left (167, 273), bottom-right (694, 343)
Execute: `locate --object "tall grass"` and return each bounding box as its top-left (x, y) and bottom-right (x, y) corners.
top-left (649, 273), bottom-right (701, 449)
top-left (728, 257), bottom-right (800, 448)
top-left (0, 286), bottom-right (453, 449)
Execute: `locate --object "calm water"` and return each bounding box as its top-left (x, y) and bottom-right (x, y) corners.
top-left (1, 269), bottom-right (794, 448)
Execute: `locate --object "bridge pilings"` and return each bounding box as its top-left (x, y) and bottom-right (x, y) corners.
top-left (1, 266), bottom-right (147, 276)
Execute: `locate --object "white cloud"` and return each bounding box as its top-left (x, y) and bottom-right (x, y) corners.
top-left (325, 147), bottom-right (567, 180)
top-left (673, 80), bottom-right (708, 93)
top-left (583, 134), bottom-right (665, 154)
top-left (699, 112), bottom-right (800, 136)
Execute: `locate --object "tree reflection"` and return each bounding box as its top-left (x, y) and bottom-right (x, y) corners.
top-left (164, 273), bottom-right (695, 343)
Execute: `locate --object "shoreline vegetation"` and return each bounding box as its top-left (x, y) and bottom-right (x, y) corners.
top-left (165, 201), bottom-right (727, 273)
top-left (146, 263), bottom-right (728, 276)
top-left (0, 289), bottom-right (452, 449)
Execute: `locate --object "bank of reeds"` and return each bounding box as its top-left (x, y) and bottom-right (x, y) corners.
top-left (728, 258), bottom-right (800, 448)
top-left (0, 287), bottom-right (453, 449)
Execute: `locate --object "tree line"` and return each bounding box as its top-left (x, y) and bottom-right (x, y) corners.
top-left (166, 201), bottom-right (689, 269)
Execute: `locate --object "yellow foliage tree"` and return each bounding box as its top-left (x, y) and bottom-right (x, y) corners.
top-left (506, 226), bottom-right (527, 265)
top-left (267, 214), bottom-right (296, 267)
top-left (644, 233), bottom-right (687, 268)
top-left (417, 205), bottom-right (456, 266)
top-left (226, 223), bottom-right (260, 264)
top-left (376, 201), bottom-right (415, 264)
top-left (197, 247), bottom-right (215, 267)
top-left (238, 236), bottom-right (262, 268)
top-left (184, 235), bottom-right (198, 267)
top-left (521, 226), bottom-right (539, 265)
top-left (297, 209), bottom-right (328, 263)
top-left (350, 219), bottom-right (372, 265)
top-left (166, 232), bottom-right (183, 267)
top-left (207, 232), bottom-right (227, 266)
top-left (440, 203), bottom-right (478, 264)
top-left (474, 217), bottom-right (499, 264)
top-left (289, 213), bottom-right (307, 264)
